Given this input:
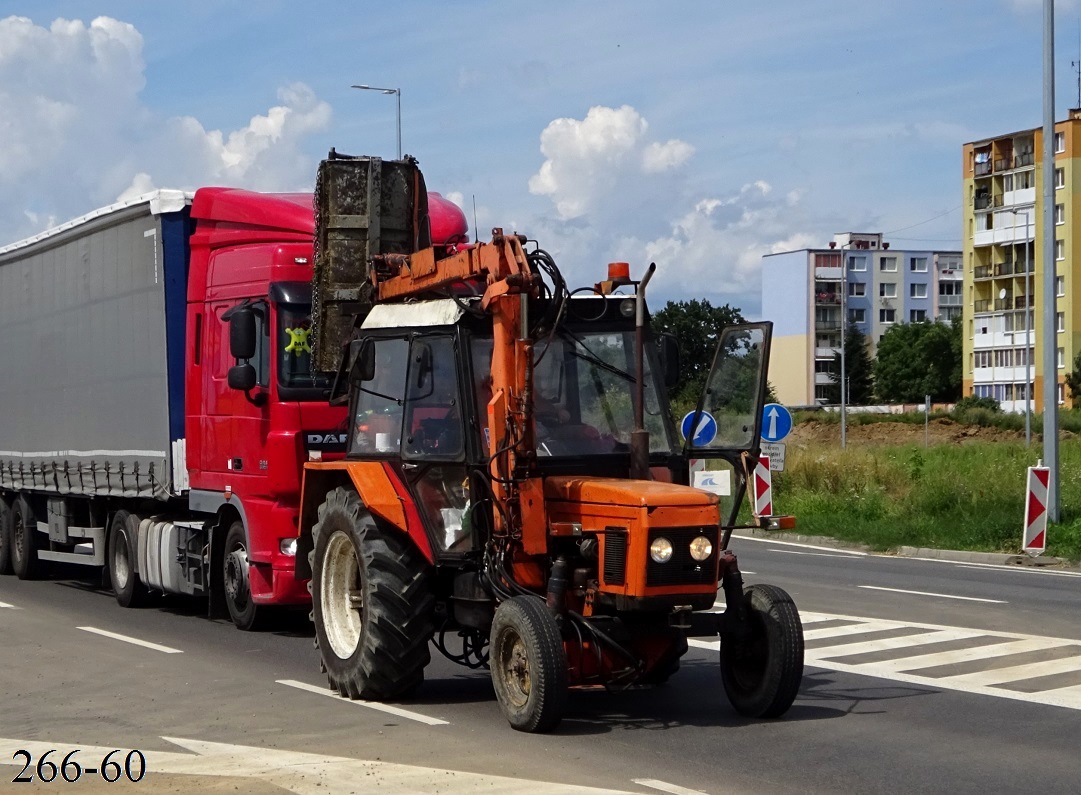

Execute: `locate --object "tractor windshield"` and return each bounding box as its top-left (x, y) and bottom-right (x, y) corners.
top-left (471, 330), bottom-right (676, 457)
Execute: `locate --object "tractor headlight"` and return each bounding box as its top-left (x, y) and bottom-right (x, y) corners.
top-left (279, 538), bottom-right (298, 556)
top-left (689, 536), bottom-right (713, 561)
top-left (650, 537), bottom-right (674, 563)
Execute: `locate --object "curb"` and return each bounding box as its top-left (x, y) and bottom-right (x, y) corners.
top-left (734, 529), bottom-right (1078, 569)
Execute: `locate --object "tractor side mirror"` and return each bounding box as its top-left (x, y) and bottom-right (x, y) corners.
top-left (348, 339), bottom-right (376, 385)
top-left (413, 342), bottom-right (433, 389)
top-left (228, 363), bottom-right (257, 391)
top-left (658, 333), bottom-right (680, 390)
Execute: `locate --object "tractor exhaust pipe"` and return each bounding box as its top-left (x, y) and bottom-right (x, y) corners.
top-left (630, 262), bottom-right (657, 480)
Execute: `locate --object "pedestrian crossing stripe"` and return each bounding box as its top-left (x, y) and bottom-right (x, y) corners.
top-left (690, 610), bottom-right (1081, 712)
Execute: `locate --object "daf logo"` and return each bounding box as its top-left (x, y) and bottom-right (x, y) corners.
top-left (307, 433), bottom-right (347, 445)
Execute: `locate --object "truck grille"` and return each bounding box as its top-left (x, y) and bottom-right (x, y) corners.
top-left (646, 527), bottom-right (718, 587)
top-left (602, 531), bottom-right (627, 585)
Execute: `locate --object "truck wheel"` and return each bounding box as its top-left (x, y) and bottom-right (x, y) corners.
top-left (11, 496), bottom-right (45, 580)
top-left (490, 596), bottom-right (567, 733)
top-left (223, 521), bottom-right (265, 631)
top-left (0, 497), bottom-right (12, 576)
top-left (108, 510), bottom-right (148, 608)
top-left (720, 583), bottom-right (804, 719)
top-left (311, 487), bottom-right (434, 700)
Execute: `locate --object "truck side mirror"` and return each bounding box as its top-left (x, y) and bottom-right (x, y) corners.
top-left (227, 305), bottom-right (257, 360)
top-left (348, 339), bottom-right (376, 385)
top-left (228, 363), bottom-right (257, 391)
top-left (658, 333), bottom-right (680, 390)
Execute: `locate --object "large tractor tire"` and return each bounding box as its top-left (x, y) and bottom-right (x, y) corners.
top-left (720, 583), bottom-right (804, 718)
top-left (0, 496), bottom-right (12, 576)
top-left (222, 521), bottom-right (267, 631)
top-left (490, 596), bottom-right (567, 733)
top-left (11, 496), bottom-right (45, 581)
top-left (310, 487), bottom-right (434, 700)
top-left (108, 510), bottom-right (149, 608)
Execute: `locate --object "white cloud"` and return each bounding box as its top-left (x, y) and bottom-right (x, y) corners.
top-left (0, 15), bottom-right (331, 244)
top-left (528, 105), bottom-right (694, 219)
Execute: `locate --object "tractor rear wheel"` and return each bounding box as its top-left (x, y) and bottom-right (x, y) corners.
top-left (720, 583), bottom-right (803, 718)
top-left (0, 496), bottom-right (12, 576)
top-left (311, 487), bottom-right (434, 700)
top-left (490, 596), bottom-right (567, 733)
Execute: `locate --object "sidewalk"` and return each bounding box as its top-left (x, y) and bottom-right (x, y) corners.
top-left (732, 528), bottom-right (1078, 569)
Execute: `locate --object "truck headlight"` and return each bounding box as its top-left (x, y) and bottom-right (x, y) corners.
top-left (650, 537), bottom-right (673, 563)
top-left (689, 536), bottom-right (713, 561)
top-left (279, 538), bottom-right (298, 556)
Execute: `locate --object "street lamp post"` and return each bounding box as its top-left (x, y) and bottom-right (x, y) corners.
top-left (839, 243), bottom-right (852, 449)
top-left (351, 84), bottom-right (402, 160)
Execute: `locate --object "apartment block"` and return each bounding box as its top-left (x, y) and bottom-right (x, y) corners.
top-left (762, 233), bottom-right (962, 407)
top-left (962, 113), bottom-right (1081, 411)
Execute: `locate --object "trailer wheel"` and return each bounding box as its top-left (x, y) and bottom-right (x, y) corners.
top-left (0, 496), bottom-right (12, 576)
top-left (108, 510), bottom-right (148, 608)
top-left (720, 583), bottom-right (803, 719)
top-left (311, 487), bottom-right (434, 700)
top-left (223, 521), bottom-right (266, 631)
top-left (11, 496), bottom-right (45, 580)
top-left (490, 596), bottom-right (567, 733)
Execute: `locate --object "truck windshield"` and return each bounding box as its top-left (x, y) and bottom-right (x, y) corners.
top-left (471, 330), bottom-right (676, 457)
top-left (278, 303), bottom-right (330, 393)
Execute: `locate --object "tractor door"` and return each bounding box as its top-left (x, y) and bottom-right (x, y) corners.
top-left (683, 323), bottom-right (772, 525)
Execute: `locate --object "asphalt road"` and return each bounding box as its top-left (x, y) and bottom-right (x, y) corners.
top-left (2, 538), bottom-right (1081, 794)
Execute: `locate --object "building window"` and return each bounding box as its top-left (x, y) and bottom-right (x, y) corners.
top-left (880, 308), bottom-right (896, 323)
top-left (880, 257), bottom-right (897, 272)
top-left (1057, 275), bottom-right (1066, 296)
top-left (974, 350), bottom-right (992, 368)
top-left (849, 282), bottom-right (866, 297)
top-left (1057, 167), bottom-right (1066, 189)
top-left (818, 252), bottom-right (841, 268)
top-left (1055, 132), bottom-right (1066, 153)
top-left (910, 309), bottom-right (927, 322)
top-left (1056, 204), bottom-right (1065, 225)
top-left (814, 360), bottom-right (834, 374)
top-left (910, 257), bottom-right (928, 272)
top-left (849, 308), bottom-right (866, 323)
top-left (849, 256), bottom-right (867, 272)
top-left (1056, 240), bottom-right (1065, 260)
top-left (1059, 383), bottom-right (1066, 405)
top-left (1058, 312), bottom-right (1065, 332)
top-left (880, 282), bottom-right (897, 298)
top-left (910, 283), bottom-right (927, 298)
top-left (1058, 347), bottom-right (1065, 369)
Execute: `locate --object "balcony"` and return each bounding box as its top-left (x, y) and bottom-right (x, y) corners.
top-left (994, 157), bottom-right (1012, 171)
top-left (973, 264), bottom-right (993, 279)
top-left (814, 266), bottom-right (843, 280)
top-left (815, 346), bottom-right (840, 359)
top-left (994, 261), bottom-right (1015, 277)
top-left (974, 299), bottom-right (993, 313)
top-left (814, 320), bottom-right (842, 332)
top-left (815, 291), bottom-right (841, 305)
top-left (974, 194), bottom-right (992, 210)
top-left (994, 298), bottom-right (1014, 311)
top-left (1015, 152), bottom-right (1035, 167)
top-left (938, 294), bottom-right (963, 306)
top-left (975, 161), bottom-right (992, 176)
top-left (1015, 295), bottom-right (1032, 309)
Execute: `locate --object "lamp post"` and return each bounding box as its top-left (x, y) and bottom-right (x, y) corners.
top-left (351, 84), bottom-right (402, 160)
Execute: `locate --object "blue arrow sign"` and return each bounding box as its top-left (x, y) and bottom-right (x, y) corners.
top-left (761, 403), bottom-right (793, 443)
top-left (681, 411), bottom-right (718, 446)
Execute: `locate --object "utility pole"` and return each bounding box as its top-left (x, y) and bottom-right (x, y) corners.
top-left (1042, 0), bottom-right (1061, 521)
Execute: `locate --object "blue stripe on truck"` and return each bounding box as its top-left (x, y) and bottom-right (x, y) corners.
top-left (160, 211), bottom-right (193, 445)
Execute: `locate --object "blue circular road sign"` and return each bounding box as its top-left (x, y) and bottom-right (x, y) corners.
top-left (680, 410), bottom-right (718, 446)
top-left (761, 403), bottom-right (793, 443)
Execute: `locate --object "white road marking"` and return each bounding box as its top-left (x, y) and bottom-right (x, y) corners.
top-left (0, 601), bottom-right (18, 609)
top-left (277, 679), bottom-right (449, 726)
top-left (0, 735), bottom-right (640, 793)
top-left (770, 549), bottom-right (867, 559)
top-left (857, 585), bottom-right (1007, 603)
top-left (76, 626), bottom-right (183, 654)
top-left (634, 779), bottom-right (710, 795)
top-left (691, 609), bottom-right (1081, 711)
top-left (731, 534), bottom-right (868, 555)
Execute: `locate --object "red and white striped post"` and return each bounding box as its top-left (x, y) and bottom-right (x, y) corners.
top-left (1023, 463), bottom-right (1050, 556)
top-left (753, 456), bottom-right (772, 519)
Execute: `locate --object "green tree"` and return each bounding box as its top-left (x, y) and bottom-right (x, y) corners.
top-left (873, 320), bottom-right (962, 403)
top-left (1065, 351), bottom-right (1081, 400)
top-left (822, 325), bottom-right (874, 405)
top-left (651, 299), bottom-right (746, 412)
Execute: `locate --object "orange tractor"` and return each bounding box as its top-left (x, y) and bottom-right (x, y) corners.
top-left (294, 154), bottom-right (803, 732)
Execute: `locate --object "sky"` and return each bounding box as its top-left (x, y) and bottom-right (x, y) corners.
top-left (1, 1), bottom-right (1079, 316)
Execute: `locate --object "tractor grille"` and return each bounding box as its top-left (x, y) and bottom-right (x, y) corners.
top-left (646, 527), bottom-right (718, 587)
top-left (602, 531), bottom-right (627, 585)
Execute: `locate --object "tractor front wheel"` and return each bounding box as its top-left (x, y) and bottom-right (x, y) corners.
top-left (720, 583), bottom-right (803, 718)
top-left (310, 487), bottom-right (434, 700)
top-left (490, 596), bottom-right (567, 733)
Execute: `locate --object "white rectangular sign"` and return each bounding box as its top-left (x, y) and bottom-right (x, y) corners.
top-left (760, 441), bottom-right (786, 471)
